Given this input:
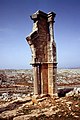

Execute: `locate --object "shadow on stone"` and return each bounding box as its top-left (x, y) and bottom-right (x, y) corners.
top-left (58, 88), bottom-right (74, 97)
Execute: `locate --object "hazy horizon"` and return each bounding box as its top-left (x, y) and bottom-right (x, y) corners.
top-left (0, 66), bottom-right (80, 70)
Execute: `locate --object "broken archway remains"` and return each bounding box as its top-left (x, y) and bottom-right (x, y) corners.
top-left (26, 10), bottom-right (57, 96)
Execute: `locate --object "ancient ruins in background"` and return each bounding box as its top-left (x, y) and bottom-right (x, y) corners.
top-left (26, 10), bottom-right (57, 95)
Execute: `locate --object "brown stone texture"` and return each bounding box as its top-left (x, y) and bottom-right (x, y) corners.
top-left (26, 10), bottom-right (57, 95)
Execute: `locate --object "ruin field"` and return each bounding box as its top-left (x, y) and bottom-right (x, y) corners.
top-left (57, 69), bottom-right (80, 88)
top-left (0, 69), bottom-right (80, 120)
top-left (0, 69), bottom-right (80, 95)
top-left (0, 68), bottom-right (80, 100)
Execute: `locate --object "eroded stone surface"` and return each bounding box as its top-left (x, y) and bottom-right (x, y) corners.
top-left (0, 93), bottom-right (80, 120)
top-left (26, 10), bottom-right (57, 95)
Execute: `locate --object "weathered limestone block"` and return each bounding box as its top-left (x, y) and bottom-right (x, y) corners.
top-left (26, 10), bottom-right (57, 96)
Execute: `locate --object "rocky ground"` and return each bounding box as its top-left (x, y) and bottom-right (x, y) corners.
top-left (0, 90), bottom-right (80, 120)
top-left (57, 69), bottom-right (80, 86)
top-left (0, 69), bottom-right (80, 120)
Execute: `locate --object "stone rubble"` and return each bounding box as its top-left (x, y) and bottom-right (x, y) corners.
top-left (0, 69), bottom-right (80, 119)
top-left (0, 91), bottom-right (80, 120)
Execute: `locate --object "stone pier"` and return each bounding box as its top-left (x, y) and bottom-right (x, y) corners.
top-left (26, 10), bottom-right (57, 96)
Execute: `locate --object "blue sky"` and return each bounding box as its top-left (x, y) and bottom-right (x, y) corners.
top-left (0, 0), bottom-right (80, 69)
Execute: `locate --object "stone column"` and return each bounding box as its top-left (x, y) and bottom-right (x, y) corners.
top-left (48, 63), bottom-right (54, 95)
top-left (33, 64), bottom-right (41, 95)
top-left (48, 12), bottom-right (57, 95)
top-left (53, 64), bottom-right (57, 93)
top-left (48, 63), bottom-right (57, 95)
top-left (37, 65), bottom-right (41, 94)
top-left (48, 12), bottom-right (55, 62)
top-left (41, 64), bottom-right (48, 94)
top-left (33, 65), bottom-right (38, 95)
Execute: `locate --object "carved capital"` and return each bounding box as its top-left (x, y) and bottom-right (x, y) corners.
top-left (48, 12), bottom-right (56, 23)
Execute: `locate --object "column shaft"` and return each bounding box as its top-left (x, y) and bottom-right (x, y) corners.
top-left (33, 65), bottom-right (38, 95)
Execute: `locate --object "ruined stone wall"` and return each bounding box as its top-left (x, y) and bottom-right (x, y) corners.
top-left (31, 16), bottom-right (48, 63)
top-left (26, 10), bottom-right (57, 95)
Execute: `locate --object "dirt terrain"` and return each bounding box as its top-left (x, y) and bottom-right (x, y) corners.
top-left (0, 92), bottom-right (80, 120)
top-left (0, 69), bottom-right (80, 119)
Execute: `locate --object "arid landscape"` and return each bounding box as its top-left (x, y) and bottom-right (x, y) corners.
top-left (0, 69), bottom-right (80, 119)
top-left (0, 0), bottom-right (80, 119)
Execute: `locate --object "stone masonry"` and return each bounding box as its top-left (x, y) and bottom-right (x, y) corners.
top-left (26, 10), bottom-right (57, 96)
